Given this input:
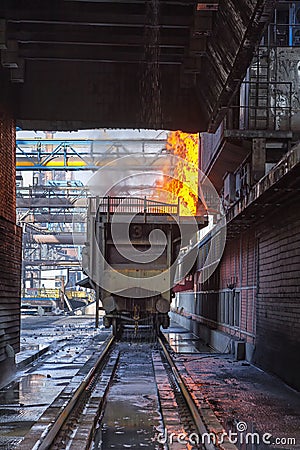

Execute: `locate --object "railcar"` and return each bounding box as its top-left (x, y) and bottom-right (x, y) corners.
top-left (82, 196), bottom-right (206, 335)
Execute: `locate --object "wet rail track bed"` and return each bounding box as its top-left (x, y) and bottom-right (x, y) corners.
top-left (13, 330), bottom-right (238, 450)
top-left (1, 321), bottom-right (299, 449)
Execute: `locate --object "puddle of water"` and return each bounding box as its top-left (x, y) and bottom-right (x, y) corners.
top-left (0, 374), bottom-right (48, 406)
top-left (166, 332), bottom-right (215, 354)
top-left (95, 345), bottom-right (162, 449)
top-left (100, 400), bottom-right (160, 449)
top-left (0, 370), bottom-right (75, 412)
top-left (0, 371), bottom-right (76, 449)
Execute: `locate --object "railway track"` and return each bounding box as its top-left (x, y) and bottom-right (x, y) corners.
top-left (18, 334), bottom-right (238, 450)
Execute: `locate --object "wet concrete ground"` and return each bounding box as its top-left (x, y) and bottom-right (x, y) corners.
top-left (0, 317), bottom-right (299, 449)
top-left (163, 322), bottom-right (300, 449)
top-left (177, 352), bottom-right (300, 449)
top-left (163, 322), bottom-right (215, 354)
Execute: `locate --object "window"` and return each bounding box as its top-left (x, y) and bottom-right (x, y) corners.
top-left (219, 290), bottom-right (240, 327)
top-left (234, 291), bottom-right (240, 327)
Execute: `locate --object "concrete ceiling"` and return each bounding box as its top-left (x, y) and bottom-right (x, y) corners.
top-left (0, 0), bottom-right (275, 132)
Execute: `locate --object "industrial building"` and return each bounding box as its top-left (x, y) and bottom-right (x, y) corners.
top-left (0, 1), bottom-right (299, 449)
top-left (173, 0), bottom-right (300, 391)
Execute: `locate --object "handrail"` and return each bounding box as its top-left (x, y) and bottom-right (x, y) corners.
top-left (97, 196), bottom-right (179, 216)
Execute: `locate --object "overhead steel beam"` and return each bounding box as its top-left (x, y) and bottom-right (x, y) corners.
top-left (16, 138), bottom-right (170, 171)
top-left (64, 0), bottom-right (195, 4)
top-left (23, 260), bottom-right (81, 267)
top-left (9, 19), bottom-right (190, 30)
top-left (2, 0), bottom-right (192, 14)
top-left (19, 44), bottom-right (184, 62)
top-left (23, 56), bottom-right (181, 65)
top-left (16, 162), bottom-right (173, 171)
top-left (6, 8), bottom-right (191, 28)
top-left (17, 199), bottom-right (88, 208)
top-left (17, 138), bottom-right (167, 144)
top-left (20, 213), bottom-right (85, 223)
top-left (12, 34), bottom-right (187, 49)
top-left (26, 233), bottom-right (85, 245)
top-left (8, 21), bottom-right (189, 38)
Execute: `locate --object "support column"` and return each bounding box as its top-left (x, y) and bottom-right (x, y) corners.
top-left (251, 138), bottom-right (266, 183)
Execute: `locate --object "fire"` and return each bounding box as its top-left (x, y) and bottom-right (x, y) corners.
top-left (159, 131), bottom-right (199, 216)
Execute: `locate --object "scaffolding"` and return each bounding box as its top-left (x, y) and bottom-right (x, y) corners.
top-left (16, 138), bottom-right (167, 171)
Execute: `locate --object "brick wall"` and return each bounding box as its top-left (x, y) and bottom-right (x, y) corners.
top-left (0, 110), bottom-right (16, 222)
top-left (174, 229), bottom-right (257, 345)
top-left (0, 218), bottom-right (22, 360)
top-left (218, 230), bottom-right (257, 342)
top-left (254, 201), bottom-right (300, 391)
top-left (174, 196), bottom-right (300, 389)
top-left (0, 108), bottom-right (22, 361)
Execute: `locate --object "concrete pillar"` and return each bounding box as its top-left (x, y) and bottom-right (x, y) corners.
top-left (251, 138), bottom-right (266, 183)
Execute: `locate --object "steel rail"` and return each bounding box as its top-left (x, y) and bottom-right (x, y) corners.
top-left (37, 335), bottom-right (115, 450)
top-left (158, 336), bottom-right (238, 450)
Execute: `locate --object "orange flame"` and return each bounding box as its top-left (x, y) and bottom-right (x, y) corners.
top-left (159, 131), bottom-right (199, 216)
